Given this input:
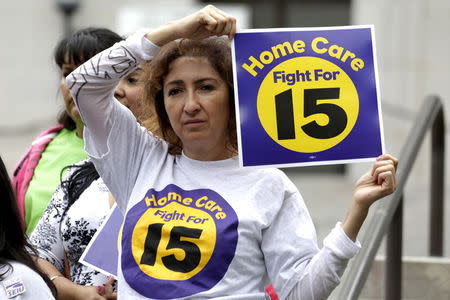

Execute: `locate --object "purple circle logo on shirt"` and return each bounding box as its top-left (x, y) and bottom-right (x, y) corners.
top-left (121, 184), bottom-right (239, 299)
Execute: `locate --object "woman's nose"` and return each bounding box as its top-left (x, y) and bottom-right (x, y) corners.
top-left (184, 92), bottom-right (201, 114)
top-left (114, 84), bottom-right (130, 108)
top-left (114, 83), bottom-right (125, 99)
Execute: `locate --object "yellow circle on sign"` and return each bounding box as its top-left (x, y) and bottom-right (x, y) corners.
top-left (257, 56), bottom-right (359, 153)
top-left (131, 202), bottom-right (216, 280)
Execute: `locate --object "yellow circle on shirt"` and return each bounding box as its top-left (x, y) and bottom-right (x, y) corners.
top-left (131, 202), bottom-right (216, 280)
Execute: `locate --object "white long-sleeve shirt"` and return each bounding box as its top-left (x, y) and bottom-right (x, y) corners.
top-left (0, 261), bottom-right (55, 300)
top-left (67, 30), bottom-right (360, 300)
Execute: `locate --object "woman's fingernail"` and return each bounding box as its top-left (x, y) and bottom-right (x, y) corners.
top-left (96, 285), bottom-right (105, 294)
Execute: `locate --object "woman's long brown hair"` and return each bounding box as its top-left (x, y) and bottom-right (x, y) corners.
top-left (141, 37), bottom-right (237, 155)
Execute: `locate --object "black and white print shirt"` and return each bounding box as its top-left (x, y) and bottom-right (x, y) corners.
top-left (29, 160), bottom-right (113, 286)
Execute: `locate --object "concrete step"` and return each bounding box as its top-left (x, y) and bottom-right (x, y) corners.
top-left (359, 256), bottom-right (450, 300)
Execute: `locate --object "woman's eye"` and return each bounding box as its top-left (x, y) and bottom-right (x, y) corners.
top-left (200, 84), bottom-right (215, 91)
top-left (127, 77), bottom-right (139, 84)
top-left (168, 88), bottom-right (182, 96)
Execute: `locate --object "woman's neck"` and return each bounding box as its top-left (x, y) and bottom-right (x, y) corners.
top-left (183, 144), bottom-right (235, 161)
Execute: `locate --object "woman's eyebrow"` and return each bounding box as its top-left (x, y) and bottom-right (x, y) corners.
top-left (193, 78), bottom-right (218, 84)
top-left (165, 77), bottom-right (218, 87)
top-left (165, 79), bottom-right (184, 86)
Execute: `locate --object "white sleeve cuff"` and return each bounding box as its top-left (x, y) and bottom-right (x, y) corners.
top-left (323, 222), bottom-right (361, 259)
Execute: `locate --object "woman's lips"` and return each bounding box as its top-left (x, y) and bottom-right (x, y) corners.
top-left (184, 119), bottom-right (205, 127)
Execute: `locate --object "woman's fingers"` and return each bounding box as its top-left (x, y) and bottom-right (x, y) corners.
top-left (107, 276), bottom-right (115, 285)
top-left (377, 154), bottom-right (399, 169)
top-left (370, 154), bottom-right (398, 195)
top-left (220, 16), bottom-right (233, 37)
top-left (371, 160), bottom-right (392, 176)
top-left (147, 5), bottom-right (236, 47)
top-left (103, 277), bottom-right (117, 300)
top-left (229, 17), bottom-right (237, 39)
top-left (210, 11), bottom-right (227, 35)
top-left (199, 10), bottom-right (218, 31)
top-left (377, 171), bottom-right (396, 194)
top-left (373, 164), bottom-right (397, 188)
top-left (173, 5), bottom-right (236, 40)
top-left (96, 285), bottom-right (105, 295)
top-left (211, 6), bottom-right (236, 37)
top-left (200, 5), bottom-right (236, 37)
top-left (371, 154), bottom-right (398, 176)
top-left (372, 163), bottom-right (395, 181)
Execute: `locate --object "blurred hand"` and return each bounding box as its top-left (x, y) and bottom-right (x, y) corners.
top-left (353, 154), bottom-right (398, 209)
top-left (76, 285), bottom-right (107, 300)
top-left (174, 5), bottom-right (237, 40)
top-left (342, 154), bottom-right (398, 241)
top-left (99, 277), bottom-right (117, 300)
top-left (145, 5), bottom-right (237, 46)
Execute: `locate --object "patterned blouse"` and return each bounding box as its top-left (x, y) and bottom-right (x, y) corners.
top-left (29, 160), bottom-right (112, 286)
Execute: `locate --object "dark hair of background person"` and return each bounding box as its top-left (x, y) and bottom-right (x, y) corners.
top-left (0, 155), bottom-right (57, 297)
top-left (143, 37), bottom-right (237, 155)
top-left (60, 162), bottom-right (100, 220)
top-left (55, 27), bottom-right (123, 129)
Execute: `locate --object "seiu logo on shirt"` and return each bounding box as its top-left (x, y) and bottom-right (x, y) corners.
top-left (3, 278), bottom-right (26, 299)
top-left (121, 184), bottom-right (239, 299)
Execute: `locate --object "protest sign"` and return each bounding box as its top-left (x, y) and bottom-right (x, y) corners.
top-left (232, 26), bottom-right (384, 168)
top-left (79, 205), bottom-right (123, 278)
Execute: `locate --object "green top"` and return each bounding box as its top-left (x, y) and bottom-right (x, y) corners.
top-left (25, 128), bottom-right (88, 234)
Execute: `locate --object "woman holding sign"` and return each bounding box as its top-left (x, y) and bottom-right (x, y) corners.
top-left (67, 5), bottom-right (397, 299)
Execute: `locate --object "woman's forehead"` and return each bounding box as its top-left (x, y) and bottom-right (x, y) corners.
top-left (165, 57), bottom-right (219, 81)
top-left (170, 56), bottom-right (210, 68)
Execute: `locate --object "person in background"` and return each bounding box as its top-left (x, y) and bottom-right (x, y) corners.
top-left (13, 27), bottom-right (123, 234)
top-left (30, 61), bottom-right (151, 299)
top-left (67, 5), bottom-right (398, 299)
top-left (0, 153), bottom-right (56, 299)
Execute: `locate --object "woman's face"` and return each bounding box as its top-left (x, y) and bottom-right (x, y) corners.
top-left (60, 55), bottom-right (145, 125)
top-left (163, 56), bottom-right (231, 160)
top-left (114, 66), bottom-right (146, 116)
top-left (60, 55), bottom-right (82, 124)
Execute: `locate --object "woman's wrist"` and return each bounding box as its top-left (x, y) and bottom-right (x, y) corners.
top-left (49, 275), bottom-right (65, 281)
top-left (341, 201), bottom-right (369, 241)
top-left (145, 22), bottom-right (181, 47)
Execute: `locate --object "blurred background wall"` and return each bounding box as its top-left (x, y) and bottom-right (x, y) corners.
top-left (1, 0), bottom-right (448, 171)
top-left (0, 0), bottom-right (449, 257)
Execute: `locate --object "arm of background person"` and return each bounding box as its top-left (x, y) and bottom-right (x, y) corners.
top-left (28, 169), bottom-right (111, 300)
top-left (29, 183), bottom-right (67, 275)
top-left (36, 258), bottom-right (108, 300)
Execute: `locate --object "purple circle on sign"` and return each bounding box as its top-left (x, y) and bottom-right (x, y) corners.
top-left (121, 184), bottom-right (239, 299)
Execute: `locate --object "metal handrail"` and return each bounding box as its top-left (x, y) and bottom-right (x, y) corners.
top-left (331, 95), bottom-right (445, 299)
